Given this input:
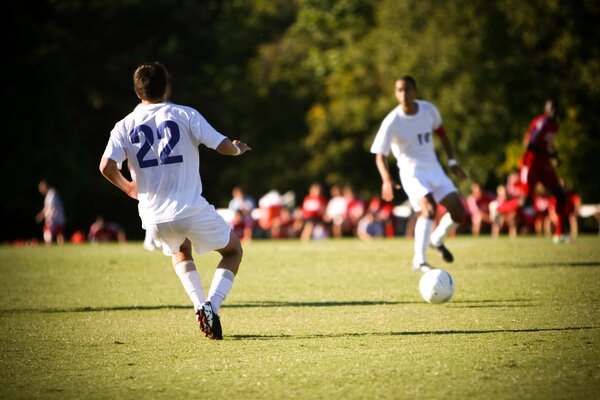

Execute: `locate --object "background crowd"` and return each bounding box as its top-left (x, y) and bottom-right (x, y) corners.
top-left (30, 176), bottom-right (597, 248)
top-left (219, 179), bottom-right (589, 243)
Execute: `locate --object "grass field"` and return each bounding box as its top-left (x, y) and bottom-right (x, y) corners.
top-left (1, 236), bottom-right (599, 399)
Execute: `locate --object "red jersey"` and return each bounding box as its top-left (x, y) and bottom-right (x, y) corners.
top-left (521, 115), bottom-right (559, 166)
top-left (302, 194), bottom-right (327, 220)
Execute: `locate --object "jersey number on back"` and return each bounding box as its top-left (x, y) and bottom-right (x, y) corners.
top-left (129, 121), bottom-right (184, 168)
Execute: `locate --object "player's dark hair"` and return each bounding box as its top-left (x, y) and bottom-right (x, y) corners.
top-left (133, 62), bottom-right (169, 100)
top-left (400, 75), bottom-right (417, 91)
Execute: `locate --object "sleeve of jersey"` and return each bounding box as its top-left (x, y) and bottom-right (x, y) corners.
top-left (102, 127), bottom-right (128, 170)
top-left (190, 109), bottom-right (227, 149)
top-left (430, 103), bottom-right (444, 132)
top-left (370, 117), bottom-right (392, 155)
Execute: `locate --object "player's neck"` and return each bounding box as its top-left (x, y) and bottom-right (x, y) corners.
top-left (402, 100), bottom-right (418, 115)
top-left (141, 96), bottom-right (166, 105)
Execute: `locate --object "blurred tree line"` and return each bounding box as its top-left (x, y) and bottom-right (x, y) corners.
top-left (5, 0), bottom-right (599, 242)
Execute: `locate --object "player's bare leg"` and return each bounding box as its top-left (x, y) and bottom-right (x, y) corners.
top-left (548, 184), bottom-right (571, 243)
top-left (430, 192), bottom-right (466, 263)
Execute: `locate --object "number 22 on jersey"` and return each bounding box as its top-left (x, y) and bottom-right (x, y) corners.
top-left (130, 121), bottom-right (183, 168)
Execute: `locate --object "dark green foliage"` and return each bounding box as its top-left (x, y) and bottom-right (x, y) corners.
top-left (4, 0), bottom-right (600, 241)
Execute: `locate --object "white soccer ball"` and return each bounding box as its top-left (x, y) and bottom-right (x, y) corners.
top-left (419, 269), bottom-right (455, 304)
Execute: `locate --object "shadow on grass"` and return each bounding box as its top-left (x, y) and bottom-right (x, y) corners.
top-left (448, 299), bottom-right (537, 308)
top-left (498, 261), bottom-right (600, 268)
top-left (0, 299), bottom-right (536, 314)
top-left (0, 305), bottom-right (191, 314)
top-left (226, 300), bottom-right (417, 308)
top-left (0, 301), bottom-right (410, 314)
top-left (229, 326), bottom-right (598, 341)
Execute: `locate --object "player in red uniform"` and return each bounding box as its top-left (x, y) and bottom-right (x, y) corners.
top-left (519, 99), bottom-right (570, 242)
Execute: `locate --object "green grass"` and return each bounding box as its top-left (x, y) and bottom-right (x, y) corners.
top-left (1, 236), bottom-right (599, 399)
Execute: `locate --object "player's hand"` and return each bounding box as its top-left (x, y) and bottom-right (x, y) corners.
top-left (451, 165), bottom-right (468, 180)
top-left (233, 140), bottom-right (252, 154)
top-left (381, 181), bottom-right (401, 202)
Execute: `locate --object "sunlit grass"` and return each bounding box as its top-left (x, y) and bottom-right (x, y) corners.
top-left (1, 236), bottom-right (599, 399)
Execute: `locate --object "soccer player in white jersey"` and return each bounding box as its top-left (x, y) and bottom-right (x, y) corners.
top-left (100, 62), bottom-right (251, 339)
top-left (371, 76), bottom-right (467, 272)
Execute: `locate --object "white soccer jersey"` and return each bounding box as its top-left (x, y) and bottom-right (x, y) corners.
top-left (44, 188), bottom-right (65, 225)
top-left (103, 102), bottom-right (227, 225)
top-left (370, 100), bottom-right (443, 173)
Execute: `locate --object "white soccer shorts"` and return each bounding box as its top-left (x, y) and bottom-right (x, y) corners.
top-left (146, 206), bottom-right (232, 256)
top-left (400, 165), bottom-right (458, 212)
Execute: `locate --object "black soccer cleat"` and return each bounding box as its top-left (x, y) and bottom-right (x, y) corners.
top-left (432, 244), bottom-right (454, 263)
top-left (196, 301), bottom-right (223, 340)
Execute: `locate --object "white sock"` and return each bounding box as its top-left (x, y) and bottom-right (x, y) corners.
top-left (430, 213), bottom-right (458, 247)
top-left (174, 261), bottom-right (205, 311)
top-left (413, 217), bottom-right (433, 267)
top-left (207, 268), bottom-right (235, 315)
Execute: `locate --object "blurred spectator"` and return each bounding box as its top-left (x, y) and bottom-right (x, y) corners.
top-left (356, 210), bottom-right (385, 241)
top-left (466, 183), bottom-right (495, 235)
top-left (228, 186), bottom-right (256, 215)
top-left (292, 207), bottom-right (305, 236)
top-left (506, 170), bottom-right (522, 199)
top-left (533, 185), bottom-right (552, 236)
top-left (35, 179), bottom-right (66, 245)
top-left (368, 196), bottom-right (396, 237)
top-left (300, 183), bottom-right (328, 241)
top-left (271, 207), bottom-right (296, 239)
top-left (549, 181), bottom-right (581, 239)
top-left (88, 216), bottom-right (126, 243)
top-left (344, 185), bottom-right (366, 235)
top-left (490, 185), bottom-right (517, 238)
top-left (324, 184), bottom-right (349, 238)
top-left (231, 209), bottom-right (253, 243)
top-left (257, 190), bottom-right (283, 237)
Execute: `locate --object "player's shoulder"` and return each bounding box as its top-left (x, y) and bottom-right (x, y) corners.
top-left (165, 102), bottom-right (205, 121)
top-left (112, 110), bottom-right (135, 133)
top-left (417, 100), bottom-right (439, 113)
top-left (532, 114), bottom-right (558, 129)
top-left (383, 105), bottom-right (402, 122)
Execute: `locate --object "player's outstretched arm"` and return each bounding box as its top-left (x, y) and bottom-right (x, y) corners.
top-left (216, 138), bottom-right (252, 156)
top-left (99, 157), bottom-right (138, 200)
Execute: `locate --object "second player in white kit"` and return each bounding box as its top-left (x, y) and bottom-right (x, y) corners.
top-left (371, 76), bottom-right (467, 271)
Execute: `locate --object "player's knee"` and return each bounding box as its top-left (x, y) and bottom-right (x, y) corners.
top-left (234, 241), bottom-right (243, 263)
top-left (419, 197), bottom-right (437, 220)
top-left (223, 235), bottom-right (243, 263)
